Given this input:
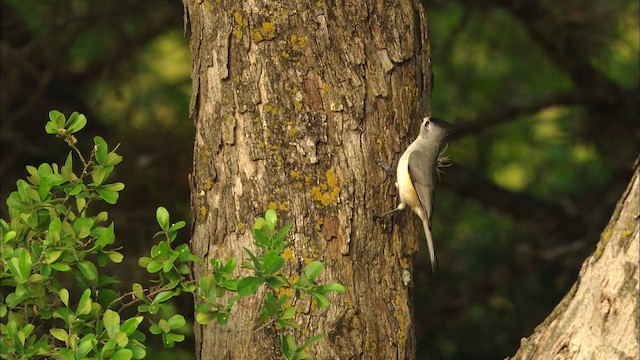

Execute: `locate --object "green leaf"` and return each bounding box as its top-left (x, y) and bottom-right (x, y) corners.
top-left (280, 306), bottom-right (296, 320)
top-left (59, 288), bottom-right (69, 307)
top-left (253, 217), bottom-right (266, 231)
top-left (64, 151), bottom-right (73, 170)
top-left (298, 333), bottom-right (323, 351)
top-left (115, 330), bottom-right (129, 347)
top-left (132, 283), bottom-right (144, 299)
top-left (119, 317), bottom-right (142, 336)
top-left (8, 250), bottom-right (31, 283)
top-left (237, 276), bottom-right (265, 297)
top-left (103, 309), bottom-right (121, 339)
top-left (96, 223), bottom-right (115, 248)
top-left (223, 257), bottom-right (237, 273)
top-left (263, 250), bottom-right (284, 274)
top-left (112, 348), bottom-right (133, 360)
top-left (253, 229), bottom-right (272, 248)
top-left (152, 290), bottom-right (177, 304)
top-left (274, 222), bottom-right (293, 242)
top-left (303, 261), bottom-right (323, 281)
top-left (72, 217), bottom-right (94, 239)
top-left (320, 282), bottom-right (346, 294)
top-left (102, 182), bottom-right (125, 192)
top-left (156, 207), bottom-right (170, 230)
top-left (195, 311), bottom-right (217, 325)
top-left (242, 248), bottom-right (262, 271)
top-left (265, 209), bottom-right (277, 228)
top-left (38, 163), bottom-right (53, 176)
top-left (77, 335), bottom-right (97, 358)
top-left (94, 136), bottom-right (108, 165)
top-left (37, 176), bottom-right (52, 201)
top-left (49, 110), bottom-right (65, 126)
top-left (166, 332), bottom-right (185, 343)
top-left (149, 324), bottom-right (163, 335)
top-left (104, 152), bottom-right (123, 166)
top-left (309, 291), bottom-right (329, 308)
top-left (281, 334), bottom-right (297, 359)
top-left (265, 275), bottom-right (286, 288)
top-left (96, 187), bottom-right (119, 204)
top-left (49, 328), bottom-right (69, 342)
top-left (77, 260), bottom-right (98, 281)
top-left (66, 112), bottom-right (87, 134)
top-left (107, 251), bottom-right (124, 263)
top-left (216, 312), bottom-right (229, 325)
top-left (45, 121), bottom-right (59, 135)
top-left (76, 288), bottom-right (92, 316)
top-left (45, 249), bottom-right (62, 264)
top-left (146, 260), bottom-right (163, 273)
top-left (168, 221), bottom-right (186, 232)
top-left (50, 263), bottom-right (70, 271)
top-left (2, 230), bottom-right (16, 242)
top-left (167, 314), bottom-right (186, 330)
top-left (92, 165), bottom-right (107, 185)
top-left (130, 340), bottom-right (146, 359)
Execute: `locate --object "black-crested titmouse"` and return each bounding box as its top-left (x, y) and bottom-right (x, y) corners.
top-left (378, 116), bottom-right (453, 271)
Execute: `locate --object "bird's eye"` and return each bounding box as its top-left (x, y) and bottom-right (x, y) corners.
top-left (424, 120), bottom-right (430, 127)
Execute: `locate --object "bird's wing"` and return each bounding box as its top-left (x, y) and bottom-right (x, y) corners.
top-left (408, 147), bottom-right (438, 271)
top-left (408, 148), bottom-right (435, 225)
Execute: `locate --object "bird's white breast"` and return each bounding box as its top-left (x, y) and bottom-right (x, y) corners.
top-left (396, 143), bottom-right (420, 209)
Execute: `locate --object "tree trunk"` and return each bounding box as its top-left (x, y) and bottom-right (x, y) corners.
top-left (510, 160), bottom-right (639, 360)
top-left (182, 0), bottom-right (432, 359)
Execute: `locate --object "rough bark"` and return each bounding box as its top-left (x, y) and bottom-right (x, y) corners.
top-left (182, 0), bottom-right (432, 359)
top-left (510, 161), bottom-right (639, 360)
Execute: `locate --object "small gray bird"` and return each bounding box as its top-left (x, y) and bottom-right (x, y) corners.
top-left (378, 116), bottom-right (453, 271)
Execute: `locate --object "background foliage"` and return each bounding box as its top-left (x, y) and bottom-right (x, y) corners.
top-left (1, 0), bottom-right (638, 359)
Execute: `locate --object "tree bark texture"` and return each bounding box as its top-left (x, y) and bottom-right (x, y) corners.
top-left (183, 0), bottom-right (432, 359)
top-left (510, 161), bottom-right (639, 360)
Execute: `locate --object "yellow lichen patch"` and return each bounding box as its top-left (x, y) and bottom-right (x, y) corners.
top-left (326, 168), bottom-right (338, 187)
top-left (279, 201), bottom-right (289, 212)
top-left (233, 28), bottom-right (243, 40)
top-left (294, 182), bottom-right (303, 189)
top-left (282, 248), bottom-right (294, 262)
top-left (204, 178), bottom-right (212, 190)
top-left (314, 215), bottom-right (324, 231)
top-left (310, 168), bottom-right (341, 206)
top-left (365, 337), bottom-right (378, 353)
top-left (621, 229), bottom-right (633, 238)
top-left (290, 35), bottom-right (306, 50)
top-left (236, 222), bottom-right (245, 231)
top-left (268, 201), bottom-right (277, 209)
top-left (322, 83), bottom-right (330, 93)
top-left (200, 206), bottom-right (207, 218)
top-left (287, 127), bottom-right (298, 137)
top-left (250, 30), bottom-right (263, 42)
top-left (281, 51), bottom-right (290, 59)
top-left (233, 12), bottom-right (247, 40)
top-left (289, 170), bottom-right (300, 179)
top-left (260, 22), bottom-right (276, 39)
top-left (264, 103), bottom-right (279, 115)
top-left (251, 24), bottom-right (275, 43)
top-left (277, 286), bottom-right (294, 308)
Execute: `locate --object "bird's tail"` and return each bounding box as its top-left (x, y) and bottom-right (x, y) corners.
top-left (422, 219), bottom-right (437, 272)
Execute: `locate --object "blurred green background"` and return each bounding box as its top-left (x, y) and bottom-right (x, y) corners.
top-left (1, 0), bottom-right (638, 359)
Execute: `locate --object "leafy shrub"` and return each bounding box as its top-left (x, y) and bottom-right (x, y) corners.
top-left (0, 111), bottom-right (344, 360)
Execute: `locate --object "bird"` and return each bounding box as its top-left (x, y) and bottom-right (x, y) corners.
top-left (377, 116), bottom-right (453, 271)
